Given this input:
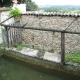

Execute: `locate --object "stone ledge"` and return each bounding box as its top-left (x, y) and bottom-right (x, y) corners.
top-left (43, 52), bottom-right (61, 63)
top-left (10, 47), bottom-right (61, 63)
top-left (2, 49), bottom-right (80, 77)
top-left (20, 47), bottom-right (38, 57)
top-left (22, 11), bottom-right (80, 17)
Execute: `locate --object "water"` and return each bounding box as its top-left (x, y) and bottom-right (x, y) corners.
top-left (0, 56), bottom-right (79, 80)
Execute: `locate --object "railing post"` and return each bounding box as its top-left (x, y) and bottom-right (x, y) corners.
top-left (5, 26), bottom-right (9, 48)
top-left (61, 32), bottom-right (65, 65)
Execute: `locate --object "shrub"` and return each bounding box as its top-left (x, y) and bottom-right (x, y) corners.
top-left (9, 7), bottom-right (22, 18)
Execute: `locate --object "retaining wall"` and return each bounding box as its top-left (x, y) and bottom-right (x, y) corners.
top-left (20, 12), bottom-right (80, 53)
top-left (2, 50), bottom-right (80, 77)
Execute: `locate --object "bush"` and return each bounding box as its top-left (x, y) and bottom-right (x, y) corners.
top-left (9, 7), bottom-right (22, 18)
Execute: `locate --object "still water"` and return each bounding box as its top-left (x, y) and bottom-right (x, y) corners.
top-left (0, 56), bottom-right (79, 80)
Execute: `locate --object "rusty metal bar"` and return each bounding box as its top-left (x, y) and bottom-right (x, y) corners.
top-left (2, 24), bottom-right (80, 34)
top-left (0, 16), bottom-right (13, 24)
top-left (61, 32), bottom-right (65, 65)
top-left (64, 17), bottom-right (77, 31)
top-left (5, 27), bottom-right (9, 48)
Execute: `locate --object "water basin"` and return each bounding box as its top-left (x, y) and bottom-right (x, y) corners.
top-left (0, 56), bottom-right (79, 80)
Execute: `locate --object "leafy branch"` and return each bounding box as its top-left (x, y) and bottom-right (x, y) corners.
top-left (9, 7), bottom-right (22, 18)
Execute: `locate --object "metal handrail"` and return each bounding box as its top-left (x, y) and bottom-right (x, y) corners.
top-left (1, 16), bottom-right (80, 65)
top-left (1, 24), bottom-right (80, 34)
top-left (0, 16), bottom-right (13, 25)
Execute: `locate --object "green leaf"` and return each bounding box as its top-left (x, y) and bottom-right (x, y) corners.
top-left (9, 7), bottom-right (22, 18)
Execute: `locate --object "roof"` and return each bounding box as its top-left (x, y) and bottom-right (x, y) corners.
top-left (24, 11), bottom-right (80, 17)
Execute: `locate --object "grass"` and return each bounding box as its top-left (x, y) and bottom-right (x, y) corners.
top-left (0, 48), bottom-right (5, 57)
top-left (17, 45), bottom-right (23, 50)
top-left (16, 44), bottom-right (45, 56)
top-left (65, 52), bottom-right (80, 64)
top-left (16, 44), bottom-right (30, 50)
top-left (38, 49), bottom-right (45, 56)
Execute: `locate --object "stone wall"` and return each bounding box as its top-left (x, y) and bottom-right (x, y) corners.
top-left (21, 12), bottom-right (80, 53)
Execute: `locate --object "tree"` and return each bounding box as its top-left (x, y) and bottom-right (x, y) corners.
top-left (0, 0), bottom-right (3, 7)
top-left (44, 8), bottom-right (61, 12)
top-left (0, 0), bottom-right (26, 7)
top-left (0, 0), bottom-right (12, 7)
top-left (0, 0), bottom-right (39, 11)
top-left (26, 0), bottom-right (39, 11)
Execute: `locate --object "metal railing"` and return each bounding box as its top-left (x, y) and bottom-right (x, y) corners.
top-left (0, 16), bottom-right (80, 65)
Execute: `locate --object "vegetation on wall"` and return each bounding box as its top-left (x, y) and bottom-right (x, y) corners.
top-left (9, 7), bottom-right (22, 18)
top-left (0, 48), bottom-right (5, 57)
top-left (66, 52), bottom-right (80, 64)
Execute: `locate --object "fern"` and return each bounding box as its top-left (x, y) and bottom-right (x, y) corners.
top-left (9, 7), bottom-right (22, 18)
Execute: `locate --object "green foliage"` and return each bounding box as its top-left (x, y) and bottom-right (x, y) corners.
top-left (0, 0), bottom-right (26, 7)
top-left (0, 0), bottom-right (12, 7)
top-left (45, 8), bottom-right (61, 12)
top-left (44, 8), bottom-right (72, 13)
top-left (38, 50), bottom-right (45, 55)
top-left (65, 52), bottom-right (80, 63)
top-left (0, 0), bottom-right (39, 11)
top-left (43, 5), bottom-right (80, 13)
top-left (0, 48), bottom-right (5, 57)
top-left (61, 9), bottom-right (71, 13)
top-left (9, 7), bottom-right (22, 18)
top-left (72, 10), bottom-right (80, 13)
top-left (1, 28), bottom-right (6, 47)
top-left (16, 44), bottom-right (30, 50)
top-left (41, 5), bottom-right (80, 12)
top-left (17, 45), bottom-right (23, 50)
top-left (0, 29), bottom-right (6, 48)
top-left (18, 0), bottom-right (26, 3)
top-left (26, 0), bottom-right (39, 11)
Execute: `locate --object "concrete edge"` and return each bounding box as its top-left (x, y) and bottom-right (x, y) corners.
top-left (2, 50), bottom-right (80, 77)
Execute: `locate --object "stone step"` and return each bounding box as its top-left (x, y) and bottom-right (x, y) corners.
top-left (12, 47), bottom-right (61, 63)
top-left (43, 52), bottom-right (61, 63)
top-left (20, 47), bottom-right (38, 57)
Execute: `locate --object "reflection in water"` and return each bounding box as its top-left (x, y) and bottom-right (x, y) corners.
top-left (0, 56), bottom-right (79, 80)
top-left (2, 73), bottom-right (6, 76)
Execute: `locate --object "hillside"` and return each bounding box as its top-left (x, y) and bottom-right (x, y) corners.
top-left (39, 5), bottom-right (80, 12)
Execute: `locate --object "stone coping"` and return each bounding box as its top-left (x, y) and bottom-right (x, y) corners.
top-left (22, 11), bottom-right (80, 17)
top-left (6, 47), bottom-right (61, 63)
top-left (3, 51), bottom-right (80, 78)
top-left (1, 48), bottom-right (80, 77)
top-left (0, 9), bottom-right (80, 17)
top-left (0, 9), bottom-right (79, 17)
